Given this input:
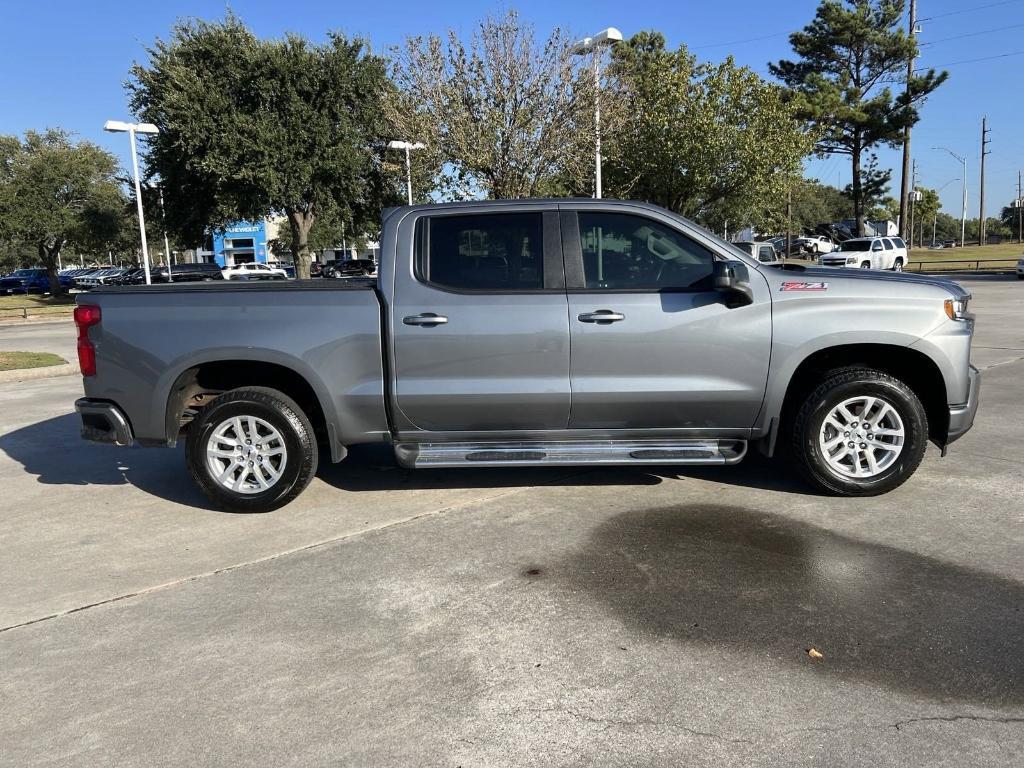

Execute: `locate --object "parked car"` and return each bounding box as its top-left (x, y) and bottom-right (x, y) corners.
top-left (733, 241), bottom-right (782, 265)
top-left (1, 268), bottom-right (51, 295)
top-left (76, 267), bottom-right (129, 289)
top-left (151, 262), bottom-right (225, 283)
top-left (222, 262), bottom-right (289, 281)
top-left (74, 198), bottom-right (979, 512)
top-left (1016, 256), bottom-right (1024, 280)
top-left (310, 262), bottom-right (323, 278)
top-left (819, 236), bottom-right (908, 271)
top-left (267, 261), bottom-right (296, 279)
top-left (943, 239), bottom-right (958, 248)
top-left (323, 259), bottom-right (377, 278)
top-left (794, 235), bottom-right (835, 255)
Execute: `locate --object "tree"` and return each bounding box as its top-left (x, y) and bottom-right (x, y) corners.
top-left (771, 0), bottom-right (947, 236)
top-left (999, 202), bottom-right (1024, 242)
top-left (600, 32), bottom-right (814, 234)
top-left (129, 15), bottom-right (400, 279)
top-left (842, 153), bottom-right (891, 219)
top-left (790, 178), bottom-right (852, 233)
top-left (0, 130), bottom-right (127, 294)
top-left (387, 10), bottom-right (595, 200)
top-left (909, 187), bottom-right (940, 246)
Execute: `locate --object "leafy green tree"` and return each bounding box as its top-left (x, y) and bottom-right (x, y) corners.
top-left (387, 10), bottom-right (595, 200)
top-left (771, 0), bottom-right (947, 236)
top-left (129, 15), bottom-right (400, 278)
top-left (790, 178), bottom-right (852, 233)
top-left (842, 153), bottom-right (891, 220)
top-left (603, 32), bottom-right (814, 233)
top-left (0, 130), bottom-right (127, 293)
top-left (999, 202), bottom-right (1024, 242)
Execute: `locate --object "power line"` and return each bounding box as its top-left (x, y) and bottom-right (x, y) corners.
top-left (915, 49), bottom-right (1024, 69)
top-left (918, 0), bottom-right (1023, 21)
top-left (919, 22), bottom-right (1024, 46)
top-left (691, 31), bottom-right (790, 50)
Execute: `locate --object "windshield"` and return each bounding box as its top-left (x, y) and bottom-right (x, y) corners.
top-left (837, 240), bottom-right (872, 252)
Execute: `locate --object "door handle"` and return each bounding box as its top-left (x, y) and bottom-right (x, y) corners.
top-left (578, 310), bottom-right (625, 323)
top-left (403, 313), bottom-right (448, 326)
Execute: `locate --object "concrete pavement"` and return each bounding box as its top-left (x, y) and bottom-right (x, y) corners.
top-left (0, 277), bottom-right (1021, 766)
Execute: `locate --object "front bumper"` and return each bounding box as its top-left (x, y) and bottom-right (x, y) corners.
top-left (75, 398), bottom-right (134, 446)
top-left (945, 364), bottom-right (981, 445)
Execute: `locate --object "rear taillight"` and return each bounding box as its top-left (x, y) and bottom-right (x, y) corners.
top-left (74, 305), bottom-right (101, 376)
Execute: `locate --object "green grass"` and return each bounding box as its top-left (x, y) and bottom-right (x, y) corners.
top-left (0, 293), bottom-right (75, 319)
top-left (906, 241), bottom-right (1023, 271)
top-left (0, 351), bottom-right (67, 371)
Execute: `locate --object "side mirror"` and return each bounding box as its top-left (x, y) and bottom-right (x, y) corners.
top-left (872, 244), bottom-right (883, 251)
top-left (713, 260), bottom-right (753, 307)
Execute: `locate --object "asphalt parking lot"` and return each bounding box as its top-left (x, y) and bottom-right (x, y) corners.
top-left (1, 276), bottom-right (1022, 767)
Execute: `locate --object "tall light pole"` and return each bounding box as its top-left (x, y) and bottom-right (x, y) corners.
top-left (572, 27), bottom-right (623, 199)
top-left (104, 120), bottom-right (158, 284)
top-left (933, 147), bottom-right (967, 247)
top-left (159, 186), bottom-right (173, 282)
top-left (387, 140), bottom-right (426, 205)
top-left (931, 177), bottom-right (960, 246)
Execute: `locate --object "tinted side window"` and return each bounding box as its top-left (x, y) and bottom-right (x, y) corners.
top-left (882, 238), bottom-right (894, 250)
top-left (577, 212), bottom-right (715, 290)
top-left (758, 246), bottom-right (775, 262)
top-left (418, 213), bottom-right (544, 291)
top-left (893, 237), bottom-right (906, 249)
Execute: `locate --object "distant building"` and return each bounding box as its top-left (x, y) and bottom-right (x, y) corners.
top-left (194, 216), bottom-right (379, 265)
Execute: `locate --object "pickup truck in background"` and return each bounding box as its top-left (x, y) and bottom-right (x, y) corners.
top-left (74, 199), bottom-right (980, 512)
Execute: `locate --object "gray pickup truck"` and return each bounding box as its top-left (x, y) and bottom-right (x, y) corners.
top-left (74, 199), bottom-right (980, 512)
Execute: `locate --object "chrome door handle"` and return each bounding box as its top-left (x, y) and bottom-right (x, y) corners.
top-left (403, 313), bottom-right (448, 326)
top-left (578, 310), bottom-right (625, 323)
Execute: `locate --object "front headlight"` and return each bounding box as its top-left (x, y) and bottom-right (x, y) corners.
top-left (846, 257), bottom-right (858, 264)
top-left (944, 296), bottom-right (972, 321)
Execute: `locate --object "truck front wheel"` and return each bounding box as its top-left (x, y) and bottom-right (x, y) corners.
top-left (185, 387), bottom-right (318, 512)
top-left (791, 368), bottom-right (928, 496)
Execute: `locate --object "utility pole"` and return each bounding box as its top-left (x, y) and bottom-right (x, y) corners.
top-left (908, 159), bottom-right (918, 250)
top-left (898, 0), bottom-right (918, 241)
top-left (979, 117), bottom-right (991, 245)
top-left (786, 187), bottom-right (792, 259)
top-left (1018, 170), bottom-right (1022, 244)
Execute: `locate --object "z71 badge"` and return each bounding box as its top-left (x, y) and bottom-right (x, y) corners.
top-left (780, 281), bottom-right (828, 292)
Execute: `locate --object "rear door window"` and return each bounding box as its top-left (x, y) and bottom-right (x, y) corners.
top-left (416, 213), bottom-right (544, 291)
top-left (882, 239), bottom-right (894, 250)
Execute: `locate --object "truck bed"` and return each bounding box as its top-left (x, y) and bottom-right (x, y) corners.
top-left (79, 278), bottom-right (389, 451)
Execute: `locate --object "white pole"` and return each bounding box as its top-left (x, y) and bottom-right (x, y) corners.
top-left (160, 188), bottom-right (172, 281)
top-left (594, 52), bottom-right (602, 199)
top-left (960, 157), bottom-right (967, 248)
top-left (405, 145), bottom-right (413, 205)
top-left (128, 127), bottom-right (152, 285)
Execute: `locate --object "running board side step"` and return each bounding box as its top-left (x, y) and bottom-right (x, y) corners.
top-left (394, 439), bottom-right (747, 468)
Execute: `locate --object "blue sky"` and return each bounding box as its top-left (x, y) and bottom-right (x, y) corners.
top-left (1, 0), bottom-right (1019, 216)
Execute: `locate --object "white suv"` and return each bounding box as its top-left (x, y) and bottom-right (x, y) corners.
top-left (819, 237), bottom-right (908, 271)
top-left (222, 262), bottom-right (289, 281)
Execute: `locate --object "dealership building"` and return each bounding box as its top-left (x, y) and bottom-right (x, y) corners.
top-left (194, 218), bottom-right (283, 267)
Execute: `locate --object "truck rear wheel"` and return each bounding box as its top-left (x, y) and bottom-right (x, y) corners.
top-left (791, 368), bottom-right (928, 496)
top-left (185, 387), bottom-right (318, 512)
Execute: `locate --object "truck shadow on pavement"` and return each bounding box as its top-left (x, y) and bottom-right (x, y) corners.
top-left (560, 504), bottom-right (1024, 708)
top-left (0, 413), bottom-right (217, 509)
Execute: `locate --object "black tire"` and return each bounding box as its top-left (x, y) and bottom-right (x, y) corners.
top-left (791, 367), bottom-right (928, 496)
top-left (860, 261), bottom-right (871, 269)
top-left (185, 387), bottom-right (318, 512)
top-left (893, 258), bottom-right (904, 272)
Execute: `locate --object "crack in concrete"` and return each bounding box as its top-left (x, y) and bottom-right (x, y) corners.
top-left (523, 707), bottom-right (755, 744)
top-left (890, 715), bottom-right (1024, 731)
top-left (0, 474), bottom-right (594, 635)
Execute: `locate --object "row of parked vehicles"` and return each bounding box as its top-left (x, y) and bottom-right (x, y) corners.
top-left (1, 258), bottom-right (379, 295)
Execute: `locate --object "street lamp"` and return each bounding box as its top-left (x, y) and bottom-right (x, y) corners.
top-left (105, 120), bottom-right (159, 284)
top-left (387, 140), bottom-right (426, 205)
top-left (933, 147), bottom-right (968, 248)
top-left (572, 27), bottom-right (623, 199)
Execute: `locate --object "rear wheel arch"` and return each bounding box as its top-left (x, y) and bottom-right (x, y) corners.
top-left (773, 343), bottom-right (949, 450)
top-left (164, 360), bottom-right (340, 459)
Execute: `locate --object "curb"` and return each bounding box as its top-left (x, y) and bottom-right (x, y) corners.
top-left (0, 362), bottom-right (78, 384)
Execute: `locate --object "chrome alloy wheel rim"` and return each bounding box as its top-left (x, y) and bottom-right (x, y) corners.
top-left (206, 416), bottom-right (288, 494)
top-left (818, 396), bottom-right (905, 479)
